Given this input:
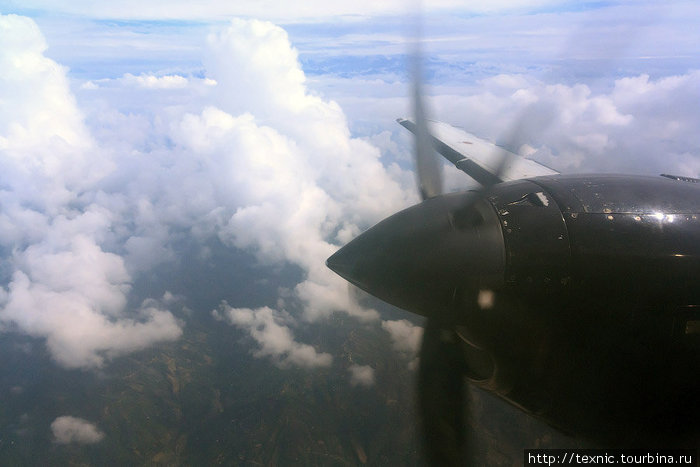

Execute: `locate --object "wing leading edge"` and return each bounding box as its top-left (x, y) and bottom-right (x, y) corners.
top-left (397, 118), bottom-right (558, 185)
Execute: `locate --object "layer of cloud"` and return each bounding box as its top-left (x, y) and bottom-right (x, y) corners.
top-left (429, 71), bottom-right (700, 177)
top-left (121, 73), bottom-right (189, 89)
top-left (83, 74), bottom-right (217, 91)
top-left (0, 14), bottom-right (414, 370)
top-left (2, 7), bottom-right (698, 376)
top-left (330, 69), bottom-right (700, 188)
top-left (51, 416), bottom-right (104, 444)
top-left (5, 0), bottom-right (570, 21)
top-left (0, 13), bottom-right (183, 368)
top-left (194, 19), bottom-right (411, 322)
top-left (213, 303), bottom-right (332, 369)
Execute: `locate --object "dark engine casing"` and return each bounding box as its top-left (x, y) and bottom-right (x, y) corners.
top-left (462, 174), bottom-right (700, 446)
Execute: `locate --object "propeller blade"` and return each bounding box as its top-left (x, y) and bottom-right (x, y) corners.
top-left (418, 320), bottom-right (468, 466)
top-left (410, 16), bottom-right (442, 200)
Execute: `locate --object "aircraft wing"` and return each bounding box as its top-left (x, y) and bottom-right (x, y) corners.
top-left (397, 118), bottom-right (558, 185)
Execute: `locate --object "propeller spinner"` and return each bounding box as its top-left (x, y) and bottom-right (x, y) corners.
top-left (326, 191), bottom-right (505, 465)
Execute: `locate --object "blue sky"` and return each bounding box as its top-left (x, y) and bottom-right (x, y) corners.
top-left (0, 0), bottom-right (698, 411)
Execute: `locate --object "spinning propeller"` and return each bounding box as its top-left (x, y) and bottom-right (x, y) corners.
top-left (402, 32), bottom-right (512, 465)
top-left (326, 20), bottom-right (513, 465)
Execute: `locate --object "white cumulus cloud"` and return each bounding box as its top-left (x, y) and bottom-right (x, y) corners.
top-left (51, 416), bottom-right (104, 444)
top-left (429, 71), bottom-right (700, 178)
top-left (121, 73), bottom-right (189, 89)
top-left (213, 303), bottom-right (332, 369)
top-left (191, 19), bottom-right (411, 324)
top-left (348, 364), bottom-right (375, 387)
top-left (0, 13), bottom-right (183, 369)
top-left (382, 319), bottom-right (423, 355)
top-left (382, 319), bottom-right (423, 369)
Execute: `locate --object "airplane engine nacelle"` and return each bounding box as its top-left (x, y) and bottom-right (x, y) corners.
top-left (465, 174), bottom-right (700, 443)
top-left (327, 173), bottom-right (700, 443)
